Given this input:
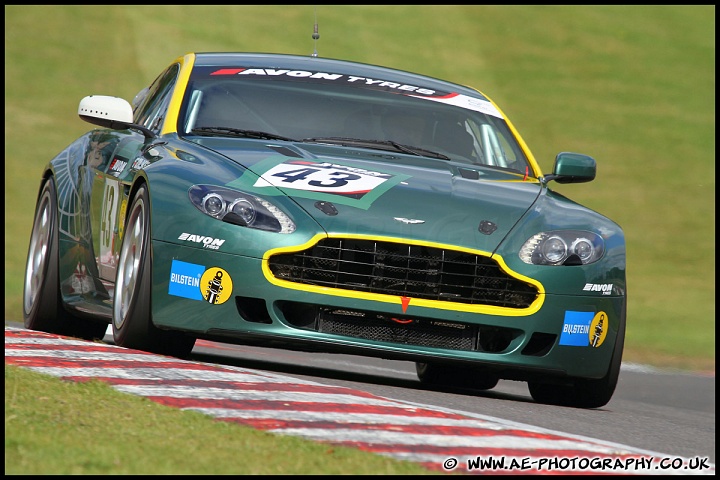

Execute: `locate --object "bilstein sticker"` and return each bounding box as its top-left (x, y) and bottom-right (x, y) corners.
top-left (169, 260), bottom-right (204, 300)
top-left (589, 311), bottom-right (608, 348)
top-left (559, 311), bottom-right (594, 347)
top-left (201, 267), bottom-right (233, 305)
top-left (168, 260), bottom-right (233, 305)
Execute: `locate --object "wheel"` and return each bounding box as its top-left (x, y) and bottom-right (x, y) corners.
top-left (416, 362), bottom-right (499, 391)
top-left (23, 177), bottom-right (108, 340)
top-left (529, 307), bottom-right (626, 409)
top-left (527, 381), bottom-right (575, 406)
top-left (528, 371), bottom-right (618, 409)
top-left (112, 184), bottom-right (195, 358)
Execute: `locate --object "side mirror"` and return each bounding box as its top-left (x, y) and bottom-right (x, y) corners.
top-left (78, 95), bottom-right (155, 139)
top-left (544, 152), bottom-right (596, 184)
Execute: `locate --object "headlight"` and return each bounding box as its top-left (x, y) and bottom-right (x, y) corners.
top-left (189, 185), bottom-right (295, 233)
top-left (519, 230), bottom-right (604, 265)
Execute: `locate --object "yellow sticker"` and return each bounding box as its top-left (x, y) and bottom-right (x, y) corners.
top-left (118, 199), bottom-right (127, 238)
top-left (588, 311), bottom-right (608, 348)
top-left (200, 267), bottom-right (233, 305)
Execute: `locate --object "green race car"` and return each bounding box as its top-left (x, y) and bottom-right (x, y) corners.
top-left (23, 52), bottom-right (626, 408)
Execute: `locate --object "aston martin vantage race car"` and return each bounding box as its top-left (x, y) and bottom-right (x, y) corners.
top-left (23, 52), bottom-right (626, 408)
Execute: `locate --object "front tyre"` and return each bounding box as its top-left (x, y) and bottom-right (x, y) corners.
top-left (528, 305), bottom-right (626, 409)
top-left (23, 177), bottom-right (108, 340)
top-left (416, 362), bottom-right (499, 391)
top-left (112, 184), bottom-right (195, 358)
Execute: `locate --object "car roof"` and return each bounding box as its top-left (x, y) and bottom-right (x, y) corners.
top-left (190, 52), bottom-right (489, 101)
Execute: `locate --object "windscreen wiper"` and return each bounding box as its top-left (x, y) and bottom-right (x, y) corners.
top-left (302, 136), bottom-right (450, 160)
top-left (190, 127), bottom-right (296, 142)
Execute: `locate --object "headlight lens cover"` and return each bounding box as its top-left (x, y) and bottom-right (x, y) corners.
top-left (519, 230), bottom-right (604, 265)
top-left (189, 185), bottom-right (295, 233)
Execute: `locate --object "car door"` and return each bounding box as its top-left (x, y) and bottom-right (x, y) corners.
top-left (89, 135), bottom-right (144, 283)
top-left (89, 62), bottom-right (181, 284)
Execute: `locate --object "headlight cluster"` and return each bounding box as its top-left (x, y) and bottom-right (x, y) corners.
top-left (188, 185), bottom-right (295, 233)
top-left (519, 230), bottom-right (604, 265)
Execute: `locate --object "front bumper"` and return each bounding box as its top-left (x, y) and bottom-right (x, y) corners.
top-left (151, 240), bottom-right (625, 381)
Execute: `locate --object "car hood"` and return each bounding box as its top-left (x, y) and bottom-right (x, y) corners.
top-left (203, 140), bottom-right (542, 253)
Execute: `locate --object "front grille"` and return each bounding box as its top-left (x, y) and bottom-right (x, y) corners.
top-left (268, 238), bottom-right (539, 308)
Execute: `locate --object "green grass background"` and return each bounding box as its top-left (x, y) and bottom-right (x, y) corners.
top-left (3, 5), bottom-right (715, 475)
top-left (5, 5), bottom-right (715, 373)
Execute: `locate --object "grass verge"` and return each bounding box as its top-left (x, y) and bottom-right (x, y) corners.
top-left (5, 365), bottom-right (437, 475)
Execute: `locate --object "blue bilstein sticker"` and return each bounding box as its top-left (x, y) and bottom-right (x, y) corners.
top-left (168, 260), bottom-right (204, 300)
top-left (559, 311), bottom-right (595, 347)
top-left (559, 311), bottom-right (609, 347)
top-left (168, 260), bottom-right (233, 304)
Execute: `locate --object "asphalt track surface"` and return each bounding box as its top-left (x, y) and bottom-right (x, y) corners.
top-left (5, 325), bottom-right (715, 475)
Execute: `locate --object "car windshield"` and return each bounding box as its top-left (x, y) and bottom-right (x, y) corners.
top-left (178, 65), bottom-right (531, 172)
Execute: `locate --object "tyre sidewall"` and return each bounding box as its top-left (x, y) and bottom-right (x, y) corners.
top-left (529, 302), bottom-right (627, 408)
top-left (23, 178), bottom-right (65, 332)
top-left (417, 362), bottom-right (499, 391)
top-left (112, 185), bottom-right (155, 349)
